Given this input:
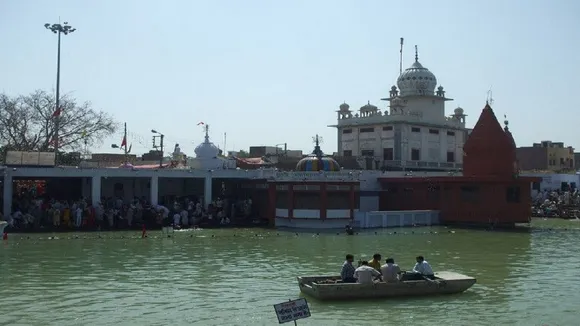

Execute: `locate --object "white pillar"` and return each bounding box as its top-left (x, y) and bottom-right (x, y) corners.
top-left (3, 173), bottom-right (12, 218)
top-left (150, 176), bottom-right (159, 206)
top-left (91, 176), bottom-right (101, 206)
top-left (204, 174), bottom-right (212, 208)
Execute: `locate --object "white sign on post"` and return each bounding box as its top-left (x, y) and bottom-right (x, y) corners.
top-left (273, 298), bottom-right (311, 324)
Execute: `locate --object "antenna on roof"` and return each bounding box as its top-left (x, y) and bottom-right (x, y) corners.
top-left (399, 37), bottom-right (404, 75)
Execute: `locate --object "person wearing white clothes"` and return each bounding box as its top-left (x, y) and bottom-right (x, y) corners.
top-left (180, 209), bottom-right (189, 227)
top-left (354, 261), bottom-right (381, 284)
top-left (75, 207), bottom-right (83, 228)
top-left (380, 258), bottom-right (401, 282)
top-left (173, 213), bottom-right (181, 227)
top-left (412, 256), bottom-right (435, 279)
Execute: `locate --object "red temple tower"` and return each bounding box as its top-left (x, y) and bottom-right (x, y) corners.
top-left (378, 102), bottom-right (540, 228)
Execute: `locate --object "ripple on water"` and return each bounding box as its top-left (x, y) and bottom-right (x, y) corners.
top-left (0, 228), bottom-right (579, 325)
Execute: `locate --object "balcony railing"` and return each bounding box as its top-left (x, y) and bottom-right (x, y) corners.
top-left (382, 160), bottom-right (462, 170)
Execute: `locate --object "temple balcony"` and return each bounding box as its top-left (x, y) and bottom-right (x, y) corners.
top-left (329, 111), bottom-right (465, 129)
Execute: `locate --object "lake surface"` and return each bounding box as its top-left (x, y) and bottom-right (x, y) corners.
top-left (1, 219), bottom-right (579, 326)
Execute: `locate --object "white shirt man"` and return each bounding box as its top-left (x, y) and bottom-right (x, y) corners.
top-left (173, 213), bottom-right (181, 227)
top-left (75, 207), bottom-right (83, 227)
top-left (354, 263), bottom-right (381, 284)
top-left (180, 210), bottom-right (189, 227)
top-left (381, 259), bottom-right (401, 282)
top-left (413, 257), bottom-right (434, 276)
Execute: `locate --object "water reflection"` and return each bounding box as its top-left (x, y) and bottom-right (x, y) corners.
top-left (0, 227), bottom-right (578, 325)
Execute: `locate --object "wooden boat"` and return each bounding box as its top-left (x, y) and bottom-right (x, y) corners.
top-left (297, 271), bottom-right (476, 300)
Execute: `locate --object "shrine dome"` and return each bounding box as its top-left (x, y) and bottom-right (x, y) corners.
top-left (296, 156), bottom-right (340, 172)
top-left (195, 129), bottom-right (219, 159)
top-left (397, 55), bottom-right (438, 96)
top-left (295, 136), bottom-right (341, 172)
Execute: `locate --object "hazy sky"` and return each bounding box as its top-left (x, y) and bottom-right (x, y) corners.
top-left (1, 0), bottom-right (579, 156)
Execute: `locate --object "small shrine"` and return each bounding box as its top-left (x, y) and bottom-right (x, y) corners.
top-left (189, 124), bottom-right (235, 170)
top-left (295, 135), bottom-right (340, 172)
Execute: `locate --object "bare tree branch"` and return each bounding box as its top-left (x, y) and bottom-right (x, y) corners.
top-left (0, 90), bottom-right (118, 153)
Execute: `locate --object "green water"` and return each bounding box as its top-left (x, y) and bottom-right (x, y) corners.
top-left (1, 220), bottom-right (579, 326)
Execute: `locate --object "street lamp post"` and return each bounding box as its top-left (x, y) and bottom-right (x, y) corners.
top-left (45, 21), bottom-right (76, 161)
top-left (151, 130), bottom-right (165, 168)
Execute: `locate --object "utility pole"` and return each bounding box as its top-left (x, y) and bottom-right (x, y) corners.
top-left (45, 21), bottom-right (76, 162)
top-left (151, 129), bottom-right (165, 168)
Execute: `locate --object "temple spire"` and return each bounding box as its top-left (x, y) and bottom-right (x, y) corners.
top-left (204, 124), bottom-right (210, 142)
top-left (415, 45), bottom-right (418, 62)
top-left (312, 134), bottom-right (323, 159)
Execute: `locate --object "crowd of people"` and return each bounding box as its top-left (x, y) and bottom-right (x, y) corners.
top-left (339, 253), bottom-right (434, 284)
top-left (1, 190), bottom-right (257, 232)
top-left (531, 188), bottom-right (580, 219)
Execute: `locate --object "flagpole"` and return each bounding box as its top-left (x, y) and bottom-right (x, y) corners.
top-left (123, 122), bottom-right (128, 162)
top-left (224, 132), bottom-right (227, 156)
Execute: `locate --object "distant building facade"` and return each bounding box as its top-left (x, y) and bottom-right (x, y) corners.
top-left (329, 49), bottom-right (468, 171)
top-left (516, 141), bottom-right (574, 172)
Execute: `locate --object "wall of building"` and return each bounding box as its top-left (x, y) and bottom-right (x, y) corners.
top-left (394, 97), bottom-right (445, 122)
top-left (353, 210), bottom-right (439, 229)
top-left (338, 123), bottom-right (464, 165)
top-left (547, 146), bottom-right (574, 170)
top-left (521, 172), bottom-right (579, 191)
top-left (516, 147), bottom-right (547, 171)
top-left (438, 181), bottom-right (533, 226)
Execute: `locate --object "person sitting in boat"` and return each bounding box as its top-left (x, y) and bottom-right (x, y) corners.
top-left (354, 261), bottom-right (381, 284)
top-left (340, 254), bottom-right (357, 283)
top-left (368, 253), bottom-right (382, 272)
top-left (412, 256), bottom-right (435, 280)
top-left (381, 258), bottom-right (401, 282)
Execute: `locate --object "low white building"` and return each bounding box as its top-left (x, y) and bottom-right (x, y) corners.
top-left (330, 48), bottom-right (469, 171)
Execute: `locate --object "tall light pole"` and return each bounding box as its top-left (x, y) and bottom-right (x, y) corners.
top-left (151, 130), bottom-right (165, 168)
top-left (44, 21), bottom-right (76, 160)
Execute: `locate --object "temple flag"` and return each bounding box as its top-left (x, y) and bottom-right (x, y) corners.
top-left (197, 122), bottom-right (205, 126)
top-left (121, 135), bottom-right (127, 148)
top-left (128, 143), bottom-right (132, 153)
top-left (52, 106), bottom-right (63, 117)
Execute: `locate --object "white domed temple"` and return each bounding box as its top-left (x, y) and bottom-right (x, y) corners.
top-left (330, 45), bottom-right (469, 171)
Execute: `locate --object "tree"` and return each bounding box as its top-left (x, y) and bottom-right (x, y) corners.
top-left (0, 90), bottom-right (117, 153)
top-left (237, 150), bottom-right (250, 158)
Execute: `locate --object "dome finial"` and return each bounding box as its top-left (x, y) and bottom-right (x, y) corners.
top-left (204, 124), bottom-right (210, 142)
top-left (415, 45), bottom-right (418, 62)
top-left (312, 134), bottom-right (324, 159)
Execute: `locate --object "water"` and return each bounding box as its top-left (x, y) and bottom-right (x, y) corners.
top-left (1, 220), bottom-right (579, 326)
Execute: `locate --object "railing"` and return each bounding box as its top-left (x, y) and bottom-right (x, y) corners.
top-left (335, 111), bottom-right (464, 128)
top-left (383, 160), bottom-right (462, 170)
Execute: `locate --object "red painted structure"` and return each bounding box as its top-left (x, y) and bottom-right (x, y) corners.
top-left (378, 103), bottom-right (540, 227)
top-left (241, 179), bottom-right (359, 225)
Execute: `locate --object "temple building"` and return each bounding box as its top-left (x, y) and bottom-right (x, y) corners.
top-left (330, 46), bottom-right (468, 171)
top-left (377, 103), bottom-right (539, 227)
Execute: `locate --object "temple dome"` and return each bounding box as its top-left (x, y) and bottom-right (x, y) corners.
top-left (397, 60), bottom-right (438, 96)
top-left (339, 102), bottom-right (350, 111)
top-left (296, 156), bottom-right (340, 172)
top-left (195, 132), bottom-right (219, 159)
top-left (295, 135), bottom-right (341, 172)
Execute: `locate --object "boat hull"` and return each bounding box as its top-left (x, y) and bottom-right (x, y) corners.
top-left (297, 271), bottom-right (476, 300)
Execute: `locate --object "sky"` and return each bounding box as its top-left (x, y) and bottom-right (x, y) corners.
top-left (1, 0), bottom-right (579, 156)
